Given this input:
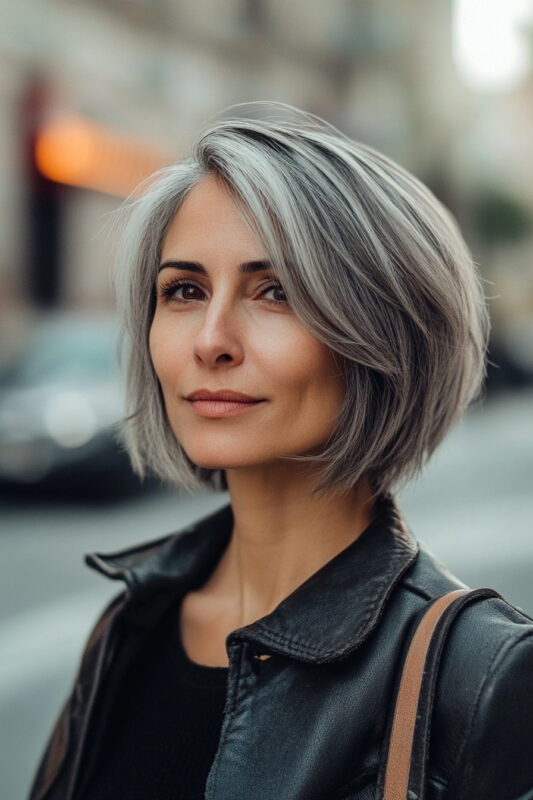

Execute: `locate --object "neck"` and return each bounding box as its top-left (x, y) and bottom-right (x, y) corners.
top-left (205, 462), bottom-right (375, 628)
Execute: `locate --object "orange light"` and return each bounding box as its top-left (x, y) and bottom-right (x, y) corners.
top-left (35, 115), bottom-right (172, 197)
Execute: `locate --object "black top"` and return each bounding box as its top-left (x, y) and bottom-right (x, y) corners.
top-left (81, 597), bottom-right (228, 800)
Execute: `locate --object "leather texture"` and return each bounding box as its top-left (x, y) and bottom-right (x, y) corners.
top-left (381, 587), bottom-right (502, 800)
top-left (27, 494), bottom-right (533, 800)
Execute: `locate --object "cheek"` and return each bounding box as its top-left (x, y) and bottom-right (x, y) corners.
top-left (275, 332), bottom-right (344, 412)
top-left (148, 317), bottom-right (180, 388)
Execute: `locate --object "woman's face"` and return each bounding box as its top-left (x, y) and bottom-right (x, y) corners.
top-left (149, 174), bottom-right (345, 473)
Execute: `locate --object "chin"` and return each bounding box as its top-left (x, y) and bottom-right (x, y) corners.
top-left (182, 443), bottom-right (265, 471)
top-left (183, 440), bottom-right (298, 471)
top-left (179, 433), bottom-right (324, 472)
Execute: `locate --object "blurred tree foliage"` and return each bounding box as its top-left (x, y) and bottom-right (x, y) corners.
top-left (471, 188), bottom-right (533, 245)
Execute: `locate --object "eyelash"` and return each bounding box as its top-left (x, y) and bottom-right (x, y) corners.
top-left (157, 278), bottom-right (288, 306)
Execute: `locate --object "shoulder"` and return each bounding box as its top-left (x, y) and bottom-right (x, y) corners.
top-left (439, 601), bottom-right (533, 799)
top-left (398, 542), bottom-right (533, 708)
top-left (400, 543), bottom-right (533, 799)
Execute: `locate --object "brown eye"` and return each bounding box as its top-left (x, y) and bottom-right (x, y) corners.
top-left (178, 283), bottom-right (204, 301)
top-left (159, 279), bottom-right (206, 303)
top-left (262, 283), bottom-right (288, 304)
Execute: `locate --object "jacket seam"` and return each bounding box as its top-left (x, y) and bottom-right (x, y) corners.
top-left (251, 555), bottom-right (409, 659)
top-left (206, 644), bottom-right (245, 796)
top-left (451, 628), bottom-right (533, 800)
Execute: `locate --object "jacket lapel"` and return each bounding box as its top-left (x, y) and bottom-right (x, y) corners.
top-left (86, 493), bottom-right (419, 663)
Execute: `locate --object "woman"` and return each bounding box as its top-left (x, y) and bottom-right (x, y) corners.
top-left (29, 103), bottom-right (533, 800)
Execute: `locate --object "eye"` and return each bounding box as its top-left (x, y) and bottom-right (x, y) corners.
top-left (261, 282), bottom-right (288, 304)
top-left (159, 279), bottom-right (206, 303)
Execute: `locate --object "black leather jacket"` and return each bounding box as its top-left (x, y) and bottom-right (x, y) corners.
top-left (29, 494), bottom-right (533, 800)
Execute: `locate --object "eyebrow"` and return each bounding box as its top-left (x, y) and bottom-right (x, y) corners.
top-left (157, 259), bottom-right (274, 275)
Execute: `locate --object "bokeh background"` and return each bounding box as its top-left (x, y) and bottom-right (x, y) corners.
top-left (1, 1), bottom-right (532, 797)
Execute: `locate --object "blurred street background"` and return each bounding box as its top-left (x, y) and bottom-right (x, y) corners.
top-left (0, 1), bottom-right (532, 797)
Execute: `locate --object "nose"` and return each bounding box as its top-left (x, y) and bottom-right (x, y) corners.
top-left (193, 299), bottom-right (244, 369)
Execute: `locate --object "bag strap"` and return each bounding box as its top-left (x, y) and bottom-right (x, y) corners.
top-left (381, 586), bottom-right (501, 800)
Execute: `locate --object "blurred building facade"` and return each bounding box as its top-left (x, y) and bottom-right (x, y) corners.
top-left (0, 0), bottom-right (532, 380)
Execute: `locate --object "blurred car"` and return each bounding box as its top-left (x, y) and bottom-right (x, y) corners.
top-left (0, 312), bottom-right (149, 499)
top-left (485, 317), bottom-right (533, 394)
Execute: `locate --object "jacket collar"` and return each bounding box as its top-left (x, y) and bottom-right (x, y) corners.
top-left (86, 493), bottom-right (418, 664)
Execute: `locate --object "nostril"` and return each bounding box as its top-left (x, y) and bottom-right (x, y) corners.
top-left (216, 353), bottom-right (233, 362)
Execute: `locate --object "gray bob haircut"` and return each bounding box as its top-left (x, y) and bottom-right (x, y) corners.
top-left (114, 101), bottom-right (489, 498)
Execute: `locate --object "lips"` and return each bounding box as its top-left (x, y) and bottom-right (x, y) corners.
top-left (185, 389), bottom-right (265, 418)
top-left (186, 389), bottom-right (261, 402)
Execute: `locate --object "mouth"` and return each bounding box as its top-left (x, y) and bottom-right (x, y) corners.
top-left (185, 389), bottom-right (265, 419)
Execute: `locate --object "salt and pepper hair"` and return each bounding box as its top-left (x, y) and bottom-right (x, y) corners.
top-left (114, 101), bottom-right (489, 498)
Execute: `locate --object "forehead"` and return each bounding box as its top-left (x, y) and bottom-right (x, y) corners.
top-left (161, 174), bottom-right (265, 262)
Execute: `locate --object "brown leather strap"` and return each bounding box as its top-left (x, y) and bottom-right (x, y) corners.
top-left (382, 588), bottom-right (469, 800)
